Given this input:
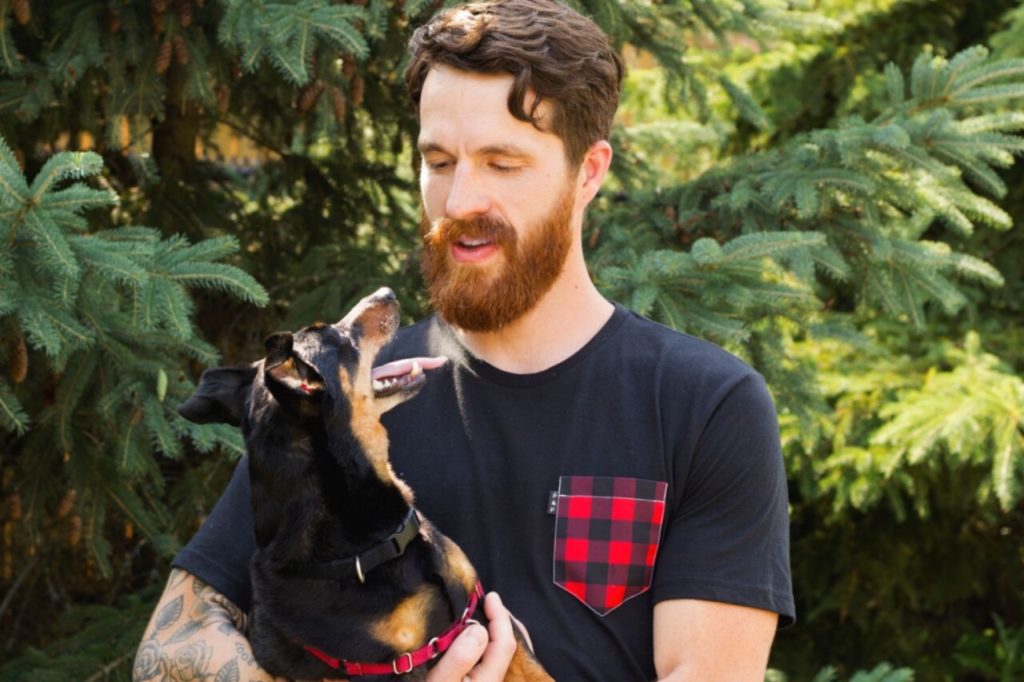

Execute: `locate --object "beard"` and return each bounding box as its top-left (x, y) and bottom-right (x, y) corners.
top-left (419, 184), bottom-right (576, 332)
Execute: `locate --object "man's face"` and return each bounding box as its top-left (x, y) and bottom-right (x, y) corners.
top-left (417, 65), bottom-right (580, 332)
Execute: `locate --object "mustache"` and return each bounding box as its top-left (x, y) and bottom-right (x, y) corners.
top-left (423, 214), bottom-right (517, 246)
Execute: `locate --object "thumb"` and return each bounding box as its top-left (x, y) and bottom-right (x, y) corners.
top-left (425, 623), bottom-right (488, 681)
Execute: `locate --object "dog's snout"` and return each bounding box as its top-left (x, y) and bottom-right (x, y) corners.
top-left (373, 287), bottom-right (397, 303)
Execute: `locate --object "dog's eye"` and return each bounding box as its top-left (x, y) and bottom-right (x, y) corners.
top-left (267, 358), bottom-right (325, 395)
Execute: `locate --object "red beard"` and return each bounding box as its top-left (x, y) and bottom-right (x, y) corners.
top-left (419, 186), bottom-right (575, 332)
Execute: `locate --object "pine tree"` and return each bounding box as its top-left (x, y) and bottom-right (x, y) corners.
top-left (0, 132), bottom-right (265, 654)
top-left (0, 0), bottom-right (1022, 679)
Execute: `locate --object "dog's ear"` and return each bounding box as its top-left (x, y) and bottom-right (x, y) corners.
top-left (263, 331), bottom-right (325, 397)
top-left (178, 365), bottom-right (257, 426)
top-left (264, 332), bottom-right (293, 365)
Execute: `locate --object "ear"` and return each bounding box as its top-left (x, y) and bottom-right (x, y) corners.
top-left (574, 139), bottom-right (613, 211)
top-left (178, 365), bottom-right (257, 426)
top-left (264, 332), bottom-right (293, 366)
top-left (263, 331), bottom-right (325, 397)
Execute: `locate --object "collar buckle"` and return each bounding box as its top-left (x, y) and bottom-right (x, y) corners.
top-left (392, 652), bottom-right (415, 675)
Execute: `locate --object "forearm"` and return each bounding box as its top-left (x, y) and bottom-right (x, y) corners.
top-left (133, 568), bottom-right (280, 681)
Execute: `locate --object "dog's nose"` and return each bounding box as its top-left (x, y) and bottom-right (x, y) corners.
top-left (373, 287), bottom-right (397, 302)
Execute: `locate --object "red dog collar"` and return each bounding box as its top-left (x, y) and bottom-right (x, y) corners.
top-left (304, 581), bottom-right (486, 676)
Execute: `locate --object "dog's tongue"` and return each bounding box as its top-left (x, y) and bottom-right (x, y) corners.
top-left (371, 356), bottom-right (448, 382)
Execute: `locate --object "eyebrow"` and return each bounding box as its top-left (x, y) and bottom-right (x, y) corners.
top-left (417, 141), bottom-right (532, 158)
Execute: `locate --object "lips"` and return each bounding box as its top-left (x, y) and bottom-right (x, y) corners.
top-left (451, 238), bottom-right (499, 263)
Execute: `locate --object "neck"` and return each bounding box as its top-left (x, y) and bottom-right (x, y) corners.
top-left (454, 249), bottom-right (614, 374)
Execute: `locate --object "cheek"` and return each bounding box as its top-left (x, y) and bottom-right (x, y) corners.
top-left (419, 173), bottom-right (447, 215)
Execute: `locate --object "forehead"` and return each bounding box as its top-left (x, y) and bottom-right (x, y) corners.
top-left (294, 323), bottom-right (345, 353)
top-left (417, 65), bottom-right (562, 156)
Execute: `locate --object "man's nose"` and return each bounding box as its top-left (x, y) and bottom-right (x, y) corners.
top-left (445, 165), bottom-right (491, 220)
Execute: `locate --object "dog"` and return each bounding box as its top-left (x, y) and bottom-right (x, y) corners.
top-left (178, 288), bottom-right (551, 680)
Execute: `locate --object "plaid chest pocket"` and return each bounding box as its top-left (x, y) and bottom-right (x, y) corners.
top-left (553, 475), bottom-right (669, 616)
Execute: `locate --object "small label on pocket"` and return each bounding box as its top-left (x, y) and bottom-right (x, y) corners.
top-left (552, 476), bottom-right (668, 616)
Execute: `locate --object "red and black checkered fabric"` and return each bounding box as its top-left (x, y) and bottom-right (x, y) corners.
top-left (553, 476), bottom-right (669, 615)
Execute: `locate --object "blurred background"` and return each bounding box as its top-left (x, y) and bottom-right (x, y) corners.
top-left (0, 1), bottom-right (1022, 679)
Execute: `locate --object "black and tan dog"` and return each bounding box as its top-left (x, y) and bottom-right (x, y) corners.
top-left (178, 288), bottom-right (550, 680)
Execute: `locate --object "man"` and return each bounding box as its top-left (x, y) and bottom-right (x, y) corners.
top-left (135, 1), bottom-right (794, 680)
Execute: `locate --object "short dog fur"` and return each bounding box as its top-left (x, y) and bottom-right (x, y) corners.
top-left (179, 288), bottom-right (551, 681)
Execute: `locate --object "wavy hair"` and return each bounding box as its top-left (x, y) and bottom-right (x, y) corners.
top-left (405, 0), bottom-right (624, 166)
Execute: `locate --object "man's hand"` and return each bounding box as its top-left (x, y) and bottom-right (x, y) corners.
top-left (425, 592), bottom-right (518, 681)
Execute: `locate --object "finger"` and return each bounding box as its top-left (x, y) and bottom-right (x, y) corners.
top-left (371, 357), bottom-right (447, 380)
top-left (472, 592), bottom-right (517, 679)
top-left (424, 623), bottom-right (487, 682)
top-left (509, 612), bottom-right (535, 653)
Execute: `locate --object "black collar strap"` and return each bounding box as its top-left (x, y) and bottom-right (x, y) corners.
top-left (290, 508), bottom-right (421, 583)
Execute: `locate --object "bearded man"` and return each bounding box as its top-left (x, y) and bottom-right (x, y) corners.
top-left (136, 1), bottom-right (794, 680)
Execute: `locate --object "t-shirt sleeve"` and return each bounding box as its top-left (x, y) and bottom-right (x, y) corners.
top-left (171, 455), bottom-right (256, 612)
top-left (651, 371), bottom-right (795, 627)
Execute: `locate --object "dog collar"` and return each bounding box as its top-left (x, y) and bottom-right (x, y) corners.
top-left (290, 507), bottom-right (420, 584)
top-left (304, 581), bottom-right (486, 676)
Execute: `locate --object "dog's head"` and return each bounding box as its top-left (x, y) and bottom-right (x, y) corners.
top-left (178, 288), bottom-right (434, 430)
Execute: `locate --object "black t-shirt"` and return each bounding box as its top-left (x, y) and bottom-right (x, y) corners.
top-left (173, 303), bottom-right (795, 680)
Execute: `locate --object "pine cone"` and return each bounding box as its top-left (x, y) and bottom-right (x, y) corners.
top-left (330, 86), bottom-right (347, 123)
top-left (175, 0), bottom-right (192, 27)
top-left (156, 40), bottom-right (173, 74)
top-left (68, 514), bottom-right (82, 547)
top-left (56, 489), bottom-right (76, 519)
top-left (124, 522), bottom-right (134, 541)
top-left (107, 8), bottom-right (122, 33)
top-left (216, 84), bottom-right (230, 114)
top-left (342, 58), bottom-right (356, 78)
top-left (351, 75), bottom-right (365, 108)
top-left (152, 0), bottom-right (169, 13)
top-left (7, 493), bottom-right (21, 521)
top-left (172, 34), bottom-right (189, 65)
top-left (12, 0), bottom-right (30, 25)
top-left (9, 333), bottom-right (27, 384)
top-left (2, 521), bottom-right (12, 582)
top-left (297, 80), bottom-right (325, 114)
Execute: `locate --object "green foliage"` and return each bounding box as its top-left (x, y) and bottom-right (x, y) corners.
top-left (0, 588), bottom-right (157, 682)
top-left (607, 47), bottom-right (1021, 328)
top-left (0, 0), bottom-right (1022, 680)
top-left (954, 614), bottom-right (1024, 681)
top-left (787, 329), bottom-right (1024, 519)
top-left (768, 662), bottom-right (916, 682)
top-left (220, 0), bottom-right (369, 84)
top-left (0, 137), bottom-right (261, 660)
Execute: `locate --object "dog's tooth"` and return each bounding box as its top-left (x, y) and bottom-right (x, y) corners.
top-left (410, 360), bottom-right (422, 378)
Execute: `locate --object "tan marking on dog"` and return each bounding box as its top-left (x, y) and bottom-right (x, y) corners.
top-left (369, 585), bottom-right (440, 653)
top-left (268, 358), bottom-right (323, 392)
top-left (338, 365), bottom-right (395, 484)
top-left (506, 645), bottom-right (555, 681)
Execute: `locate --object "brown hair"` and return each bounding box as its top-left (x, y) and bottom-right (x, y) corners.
top-left (405, 0), bottom-right (624, 166)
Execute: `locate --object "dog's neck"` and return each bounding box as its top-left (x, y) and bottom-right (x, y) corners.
top-left (246, 409), bottom-right (412, 556)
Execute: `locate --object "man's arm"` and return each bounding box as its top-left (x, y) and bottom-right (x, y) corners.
top-left (133, 568), bottom-right (282, 682)
top-left (653, 599), bottom-right (778, 681)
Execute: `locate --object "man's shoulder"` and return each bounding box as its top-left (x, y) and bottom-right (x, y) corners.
top-left (613, 305), bottom-right (757, 384)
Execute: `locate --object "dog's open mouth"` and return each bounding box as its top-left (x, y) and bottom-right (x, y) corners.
top-left (371, 357), bottom-right (447, 399)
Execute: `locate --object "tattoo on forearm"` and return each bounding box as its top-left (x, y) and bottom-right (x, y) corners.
top-left (134, 571), bottom-right (270, 682)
